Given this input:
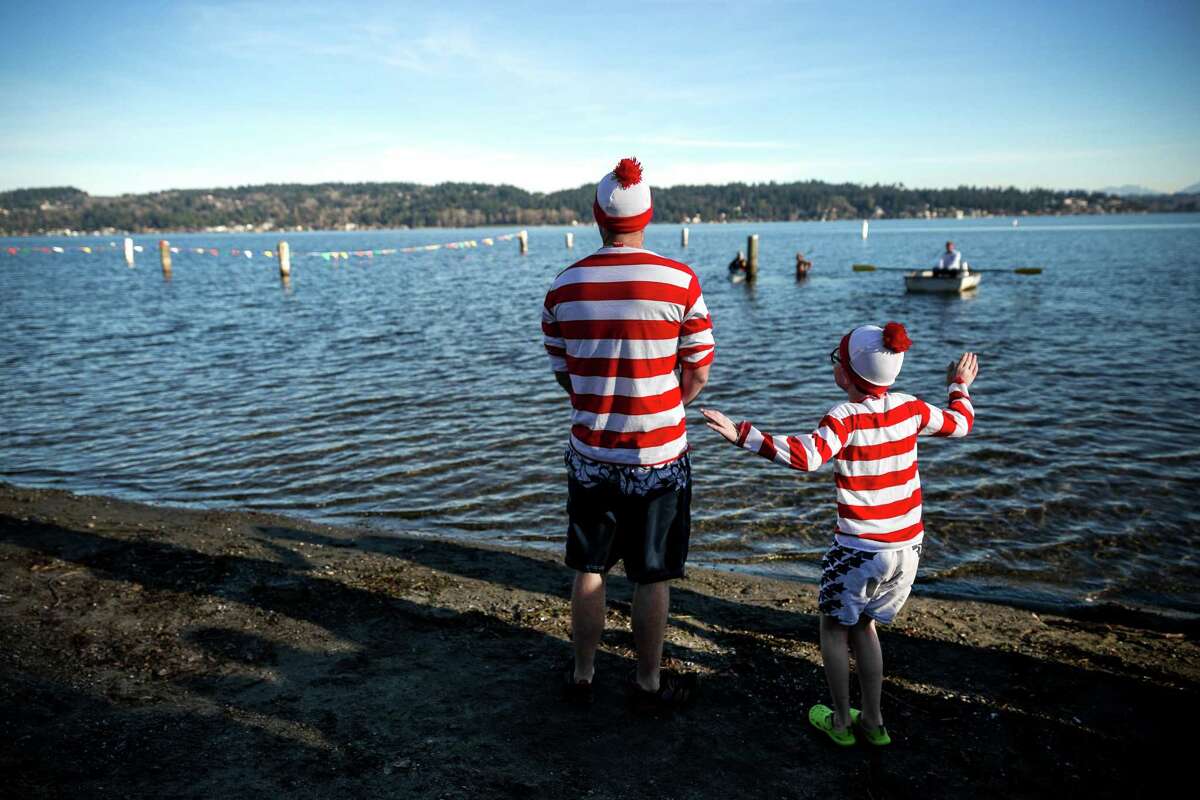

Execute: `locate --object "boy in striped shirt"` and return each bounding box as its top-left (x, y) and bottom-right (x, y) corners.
top-left (702, 322), bottom-right (977, 746)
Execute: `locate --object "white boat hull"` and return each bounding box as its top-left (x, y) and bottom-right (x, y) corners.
top-left (904, 270), bottom-right (982, 294)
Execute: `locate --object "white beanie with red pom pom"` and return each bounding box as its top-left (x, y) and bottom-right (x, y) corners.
top-left (593, 157), bottom-right (653, 233)
top-left (838, 322), bottom-right (912, 396)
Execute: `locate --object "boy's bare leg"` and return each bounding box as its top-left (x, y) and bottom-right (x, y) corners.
top-left (849, 617), bottom-right (884, 729)
top-left (632, 581), bottom-right (670, 691)
top-left (571, 571), bottom-right (606, 682)
top-left (819, 615), bottom-right (852, 730)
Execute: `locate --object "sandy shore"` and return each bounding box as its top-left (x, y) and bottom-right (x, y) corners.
top-left (1, 483), bottom-right (1195, 799)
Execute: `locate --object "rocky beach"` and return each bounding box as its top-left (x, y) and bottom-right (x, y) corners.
top-left (2, 483), bottom-right (1195, 799)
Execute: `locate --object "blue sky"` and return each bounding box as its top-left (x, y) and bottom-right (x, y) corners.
top-left (1, 1), bottom-right (1197, 195)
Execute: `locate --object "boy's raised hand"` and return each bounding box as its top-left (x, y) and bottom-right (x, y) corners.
top-left (701, 408), bottom-right (739, 443)
top-left (946, 352), bottom-right (979, 387)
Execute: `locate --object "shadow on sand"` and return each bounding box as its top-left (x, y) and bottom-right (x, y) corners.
top-left (2, 506), bottom-right (1194, 799)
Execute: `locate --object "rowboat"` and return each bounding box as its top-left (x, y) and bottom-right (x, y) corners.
top-left (904, 270), bottom-right (982, 294)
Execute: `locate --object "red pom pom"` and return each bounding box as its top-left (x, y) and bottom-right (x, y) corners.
top-left (612, 157), bottom-right (643, 189)
top-left (882, 322), bottom-right (911, 353)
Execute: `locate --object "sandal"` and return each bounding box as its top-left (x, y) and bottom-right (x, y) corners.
top-left (808, 704), bottom-right (856, 747)
top-left (849, 708), bottom-right (891, 746)
top-left (626, 670), bottom-right (698, 712)
top-left (561, 662), bottom-right (593, 707)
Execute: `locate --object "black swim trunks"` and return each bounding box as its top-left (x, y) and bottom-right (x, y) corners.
top-left (563, 448), bottom-right (692, 584)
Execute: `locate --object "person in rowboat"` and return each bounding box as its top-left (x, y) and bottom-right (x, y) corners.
top-left (933, 241), bottom-right (967, 275)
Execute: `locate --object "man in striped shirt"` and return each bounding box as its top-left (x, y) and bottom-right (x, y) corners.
top-left (543, 158), bottom-right (714, 709)
top-left (702, 323), bottom-right (977, 746)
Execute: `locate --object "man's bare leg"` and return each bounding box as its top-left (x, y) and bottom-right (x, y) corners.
top-left (849, 617), bottom-right (884, 730)
top-left (631, 581), bottom-right (669, 691)
top-left (819, 615), bottom-right (852, 731)
top-left (571, 571), bottom-right (606, 683)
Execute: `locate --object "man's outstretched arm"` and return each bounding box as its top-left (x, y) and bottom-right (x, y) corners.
top-left (677, 273), bottom-right (714, 406)
top-left (555, 371), bottom-right (573, 396)
top-left (680, 363), bottom-right (710, 406)
top-left (543, 299), bottom-right (573, 397)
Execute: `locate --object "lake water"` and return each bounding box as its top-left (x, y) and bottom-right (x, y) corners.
top-left (3, 215), bottom-right (1199, 614)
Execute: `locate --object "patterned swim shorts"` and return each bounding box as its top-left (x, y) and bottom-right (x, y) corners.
top-left (564, 447), bottom-right (691, 496)
top-left (563, 448), bottom-right (692, 584)
top-left (818, 541), bottom-right (922, 626)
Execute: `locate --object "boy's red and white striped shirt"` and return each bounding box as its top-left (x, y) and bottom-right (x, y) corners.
top-left (542, 245), bottom-right (715, 466)
top-left (735, 383), bottom-right (974, 549)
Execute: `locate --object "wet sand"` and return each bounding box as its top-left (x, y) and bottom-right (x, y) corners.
top-left (1, 482), bottom-right (1195, 799)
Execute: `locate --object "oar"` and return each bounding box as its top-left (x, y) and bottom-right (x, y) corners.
top-left (852, 264), bottom-right (1042, 275)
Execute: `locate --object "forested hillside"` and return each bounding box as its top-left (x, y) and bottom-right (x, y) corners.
top-left (2, 180), bottom-right (1195, 235)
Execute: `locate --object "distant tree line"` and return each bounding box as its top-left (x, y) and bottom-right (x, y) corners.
top-left (1, 180), bottom-right (1196, 235)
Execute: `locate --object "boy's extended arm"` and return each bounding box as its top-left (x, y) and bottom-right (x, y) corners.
top-left (917, 381), bottom-right (974, 437)
top-left (733, 412), bottom-right (848, 472)
top-left (918, 351), bottom-right (978, 437)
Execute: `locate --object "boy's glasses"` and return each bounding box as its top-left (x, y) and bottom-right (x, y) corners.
top-left (829, 347), bottom-right (841, 365)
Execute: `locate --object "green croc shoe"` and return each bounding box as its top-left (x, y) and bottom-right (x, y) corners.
top-left (849, 708), bottom-right (892, 746)
top-left (808, 704), bottom-right (856, 747)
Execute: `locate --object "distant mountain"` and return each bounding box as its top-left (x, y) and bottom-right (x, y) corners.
top-left (1099, 184), bottom-right (1161, 197)
top-left (1178, 181), bottom-right (1200, 195)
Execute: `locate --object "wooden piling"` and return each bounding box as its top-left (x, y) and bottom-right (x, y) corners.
top-left (519, 230), bottom-right (529, 255)
top-left (123, 237), bottom-right (134, 267)
top-left (747, 234), bottom-right (759, 280)
top-left (159, 239), bottom-right (172, 276)
top-left (565, 232), bottom-right (574, 249)
top-left (278, 241), bottom-right (291, 277)
top-left (681, 227), bottom-right (689, 247)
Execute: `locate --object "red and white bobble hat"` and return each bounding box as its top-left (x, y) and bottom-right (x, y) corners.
top-left (838, 322), bottom-right (912, 397)
top-left (593, 157), bottom-right (653, 233)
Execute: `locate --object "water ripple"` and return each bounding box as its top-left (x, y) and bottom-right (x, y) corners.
top-left (3, 217), bottom-right (1199, 613)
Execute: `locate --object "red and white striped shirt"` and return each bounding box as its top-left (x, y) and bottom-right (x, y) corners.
top-left (735, 382), bottom-right (974, 550)
top-left (542, 246), bottom-right (715, 466)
